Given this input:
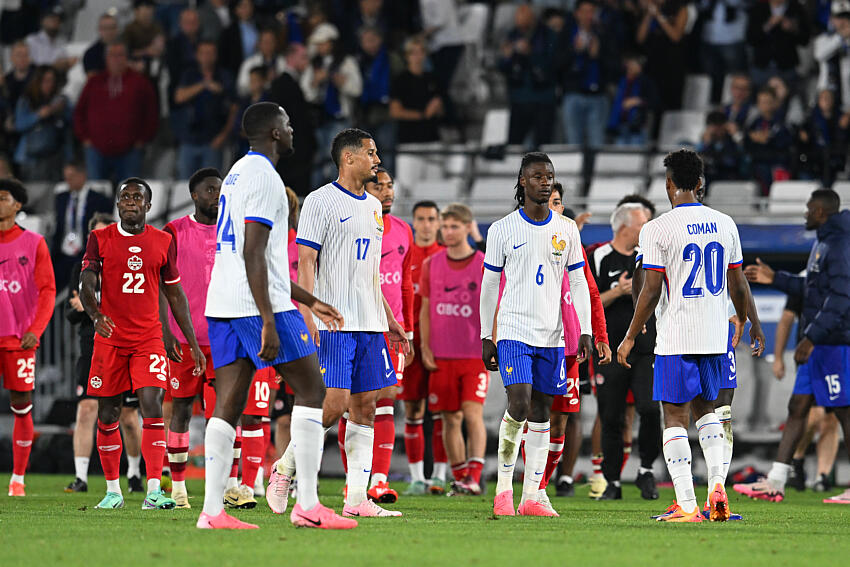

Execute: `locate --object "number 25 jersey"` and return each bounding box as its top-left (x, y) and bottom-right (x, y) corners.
top-left (639, 203), bottom-right (742, 356)
top-left (82, 223), bottom-right (180, 346)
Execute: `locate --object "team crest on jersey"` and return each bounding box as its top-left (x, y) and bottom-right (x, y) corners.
top-left (551, 235), bottom-right (566, 257)
top-left (170, 377), bottom-right (180, 390)
top-left (300, 332), bottom-right (309, 343)
top-left (127, 255), bottom-right (143, 270)
top-left (320, 367), bottom-right (326, 375)
top-left (468, 281), bottom-right (477, 291)
top-left (18, 256), bottom-right (28, 266)
top-left (505, 366), bottom-right (513, 375)
top-left (90, 376), bottom-right (102, 389)
top-left (374, 211), bottom-right (384, 233)
top-left (128, 246), bottom-right (142, 253)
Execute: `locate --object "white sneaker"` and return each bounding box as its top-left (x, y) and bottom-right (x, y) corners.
top-left (537, 489), bottom-right (557, 515)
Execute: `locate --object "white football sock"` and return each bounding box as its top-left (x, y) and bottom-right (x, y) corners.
top-left (172, 479), bottom-right (186, 493)
top-left (147, 478), bottom-right (161, 493)
top-left (767, 462), bottom-right (792, 491)
top-left (202, 417), bottom-right (236, 517)
top-left (696, 413), bottom-right (726, 496)
top-left (345, 420), bottom-right (374, 507)
top-left (662, 427), bottom-right (697, 514)
top-left (291, 406), bottom-right (323, 511)
top-left (74, 456), bottom-right (90, 483)
top-left (409, 460), bottom-right (425, 483)
top-left (496, 411), bottom-right (526, 494)
top-left (106, 478), bottom-right (122, 494)
top-left (716, 405), bottom-right (733, 483)
top-left (126, 454), bottom-right (141, 478)
top-left (431, 462), bottom-right (447, 482)
top-left (521, 421), bottom-right (550, 504)
top-left (276, 440), bottom-right (296, 476)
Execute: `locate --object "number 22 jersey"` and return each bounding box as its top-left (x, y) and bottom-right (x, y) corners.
top-left (639, 202), bottom-right (742, 356)
top-left (82, 223), bottom-right (180, 346)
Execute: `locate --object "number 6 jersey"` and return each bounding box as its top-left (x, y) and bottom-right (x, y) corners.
top-left (638, 202), bottom-right (743, 356)
top-left (82, 223), bottom-right (180, 346)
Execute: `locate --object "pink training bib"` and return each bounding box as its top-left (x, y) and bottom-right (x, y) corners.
top-left (166, 216), bottom-right (216, 345)
top-left (0, 229), bottom-right (41, 339)
top-left (379, 214), bottom-right (411, 325)
top-left (428, 249), bottom-right (485, 359)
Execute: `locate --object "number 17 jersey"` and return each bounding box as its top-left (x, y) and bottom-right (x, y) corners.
top-left (639, 202), bottom-right (742, 356)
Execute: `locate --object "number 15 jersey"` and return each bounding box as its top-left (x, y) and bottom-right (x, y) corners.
top-left (639, 202), bottom-right (742, 356)
top-left (82, 223), bottom-right (180, 347)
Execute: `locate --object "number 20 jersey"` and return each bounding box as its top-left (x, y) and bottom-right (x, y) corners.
top-left (639, 203), bottom-right (742, 356)
top-left (82, 223), bottom-right (180, 346)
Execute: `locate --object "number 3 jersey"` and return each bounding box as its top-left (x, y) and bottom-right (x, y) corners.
top-left (82, 223), bottom-right (180, 346)
top-left (639, 202), bottom-right (742, 356)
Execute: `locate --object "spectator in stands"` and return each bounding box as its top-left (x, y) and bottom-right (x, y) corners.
top-left (420, 0), bottom-right (466, 121)
top-left (357, 26), bottom-right (393, 168)
top-left (745, 86), bottom-right (793, 195)
top-left (73, 42), bottom-right (159, 183)
top-left (301, 22), bottom-right (363, 184)
top-left (606, 53), bottom-right (657, 146)
top-left (698, 0), bottom-right (749, 103)
top-left (0, 156), bottom-right (12, 179)
top-left (198, 0), bottom-right (231, 43)
top-left (25, 7), bottom-right (76, 72)
top-left (236, 29), bottom-right (285, 97)
top-left (699, 110), bottom-right (744, 186)
top-left (543, 7), bottom-right (568, 34)
top-left (123, 0), bottom-right (163, 61)
top-left (768, 75), bottom-right (805, 125)
top-left (172, 41), bottom-right (237, 180)
top-left (814, 1), bottom-right (850, 114)
top-left (218, 0), bottom-right (259, 77)
top-left (339, 0), bottom-right (389, 53)
top-left (390, 36), bottom-right (443, 145)
top-left (636, 0), bottom-right (688, 113)
top-left (268, 43), bottom-right (316, 196)
top-left (83, 12), bottom-right (121, 77)
top-left (724, 73), bottom-right (754, 137)
top-left (746, 0), bottom-right (810, 89)
top-left (166, 8), bottom-right (201, 105)
top-left (499, 3), bottom-right (559, 147)
top-left (795, 89), bottom-right (849, 186)
top-left (234, 66), bottom-right (269, 157)
top-left (3, 42), bottom-right (35, 121)
top-left (13, 66), bottom-right (70, 182)
top-left (561, 0), bottom-right (618, 148)
top-left (51, 161), bottom-right (113, 287)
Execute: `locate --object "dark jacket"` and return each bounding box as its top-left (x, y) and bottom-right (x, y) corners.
top-left (747, 0), bottom-right (810, 70)
top-left (52, 187), bottom-right (113, 254)
top-left (498, 24), bottom-right (559, 105)
top-left (773, 209), bottom-right (850, 345)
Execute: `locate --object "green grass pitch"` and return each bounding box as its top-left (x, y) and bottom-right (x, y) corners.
top-left (2, 475), bottom-right (849, 566)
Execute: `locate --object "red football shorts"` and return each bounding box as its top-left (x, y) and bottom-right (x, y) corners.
top-left (428, 358), bottom-right (489, 412)
top-left (203, 379), bottom-right (216, 420)
top-left (244, 367), bottom-right (276, 417)
top-left (0, 348), bottom-right (36, 392)
top-left (88, 337), bottom-right (169, 397)
top-left (398, 346), bottom-right (428, 401)
top-left (168, 343), bottom-right (214, 399)
top-left (551, 355), bottom-right (580, 413)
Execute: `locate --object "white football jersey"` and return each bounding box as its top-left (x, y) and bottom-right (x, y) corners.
top-left (296, 182), bottom-right (388, 332)
top-left (639, 203), bottom-right (743, 355)
top-left (483, 209), bottom-right (585, 348)
top-left (206, 152), bottom-right (295, 318)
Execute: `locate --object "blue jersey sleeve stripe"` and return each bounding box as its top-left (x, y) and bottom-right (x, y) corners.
top-left (295, 237), bottom-right (322, 251)
top-left (728, 260), bottom-right (743, 268)
top-left (245, 216), bottom-right (273, 228)
top-left (483, 262), bottom-right (503, 272)
top-left (643, 263), bottom-right (665, 271)
top-left (567, 260), bottom-right (585, 271)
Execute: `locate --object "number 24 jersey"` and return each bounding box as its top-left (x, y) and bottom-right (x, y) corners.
top-left (82, 223), bottom-right (180, 347)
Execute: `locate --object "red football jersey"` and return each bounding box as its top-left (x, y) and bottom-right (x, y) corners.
top-left (409, 241), bottom-right (443, 328)
top-left (82, 223), bottom-right (180, 346)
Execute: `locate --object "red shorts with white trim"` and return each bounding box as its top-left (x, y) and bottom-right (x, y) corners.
top-left (88, 338), bottom-right (168, 397)
top-left (243, 367), bottom-right (276, 417)
top-left (428, 358), bottom-right (489, 412)
top-left (384, 333), bottom-right (405, 386)
top-left (551, 356), bottom-right (580, 413)
top-left (168, 343), bottom-right (214, 399)
top-left (0, 348), bottom-right (36, 392)
top-left (398, 345), bottom-right (428, 401)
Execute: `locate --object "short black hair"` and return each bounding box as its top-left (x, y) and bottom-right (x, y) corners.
top-left (117, 177), bottom-right (152, 203)
top-left (189, 167), bottom-right (222, 195)
top-left (663, 149), bottom-right (703, 192)
top-left (617, 193), bottom-right (656, 217)
top-left (515, 152), bottom-right (553, 207)
top-left (64, 159), bottom-right (86, 172)
top-left (331, 128), bottom-right (373, 168)
top-left (0, 178), bottom-right (27, 206)
top-left (375, 166), bottom-right (393, 181)
top-left (552, 182), bottom-right (564, 199)
top-left (810, 188), bottom-right (840, 214)
top-left (412, 200), bottom-right (439, 215)
top-left (706, 110), bottom-right (727, 126)
top-left (249, 64), bottom-right (268, 78)
top-left (242, 101), bottom-right (284, 140)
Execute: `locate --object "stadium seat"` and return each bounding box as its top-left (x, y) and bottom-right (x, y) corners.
top-left (480, 108), bottom-right (510, 148)
top-left (705, 181), bottom-right (760, 215)
top-left (408, 179), bottom-right (464, 204)
top-left (458, 3), bottom-right (490, 49)
top-left (15, 212), bottom-right (46, 235)
top-left (469, 177), bottom-right (520, 219)
top-left (475, 152), bottom-right (525, 176)
top-left (548, 152), bottom-right (583, 176)
top-left (54, 179), bottom-right (113, 196)
top-left (830, 181), bottom-right (850, 205)
top-left (682, 74), bottom-right (712, 111)
top-left (586, 177), bottom-right (645, 215)
top-left (593, 152), bottom-right (647, 176)
top-left (168, 180), bottom-right (192, 217)
top-left (658, 110), bottom-right (707, 149)
top-left (396, 148), bottom-right (445, 188)
top-left (649, 153), bottom-right (667, 177)
top-left (768, 181), bottom-right (821, 216)
top-left (72, 0), bottom-right (131, 43)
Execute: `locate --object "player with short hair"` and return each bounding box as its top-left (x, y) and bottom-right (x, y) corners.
top-left (271, 127), bottom-right (409, 518)
top-left (480, 152), bottom-right (593, 517)
top-left (400, 200), bottom-right (447, 495)
top-left (201, 102), bottom-right (353, 530)
top-left (618, 149), bottom-right (758, 522)
top-left (420, 203), bottom-right (488, 495)
top-left (162, 167), bottom-right (221, 509)
top-left (81, 177), bottom-right (205, 511)
top-left (0, 179), bottom-right (56, 496)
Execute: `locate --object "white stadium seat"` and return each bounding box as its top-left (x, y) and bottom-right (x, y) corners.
top-left (169, 180), bottom-right (192, 214)
top-left (481, 108), bottom-right (510, 148)
top-left (768, 181), bottom-right (821, 216)
top-left (594, 152), bottom-right (647, 176)
top-left (408, 179), bottom-right (464, 204)
top-left (682, 74), bottom-right (712, 111)
top-left (469, 178), bottom-right (519, 220)
top-left (706, 181), bottom-right (760, 215)
top-left (658, 110), bottom-right (707, 149)
top-left (586, 177), bottom-right (646, 215)
top-left (830, 181), bottom-right (850, 206)
top-left (548, 152), bottom-right (583, 176)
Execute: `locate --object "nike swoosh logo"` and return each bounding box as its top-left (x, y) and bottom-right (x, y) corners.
top-left (363, 469), bottom-right (371, 473)
top-left (513, 243), bottom-right (526, 249)
top-left (340, 216), bottom-right (352, 223)
top-left (830, 394), bottom-right (839, 401)
top-left (444, 286), bottom-right (459, 292)
top-left (0, 259), bottom-right (7, 266)
top-left (296, 514), bottom-right (322, 526)
top-left (556, 381), bottom-right (567, 389)
top-left (381, 251), bottom-right (392, 257)
top-left (608, 270), bottom-right (622, 277)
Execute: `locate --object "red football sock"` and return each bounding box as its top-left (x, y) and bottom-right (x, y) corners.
top-left (231, 430), bottom-right (242, 481)
top-left (539, 435), bottom-right (565, 489)
top-left (96, 420), bottom-right (123, 481)
top-left (431, 414), bottom-right (447, 465)
top-left (338, 415), bottom-right (348, 473)
top-left (371, 398), bottom-right (395, 478)
top-left (167, 430), bottom-right (190, 483)
top-left (467, 458), bottom-right (484, 485)
top-left (11, 402), bottom-right (34, 477)
top-left (142, 418), bottom-right (166, 482)
top-left (241, 423), bottom-right (265, 489)
top-left (404, 418), bottom-right (424, 465)
top-left (621, 442), bottom-right (632, 474)
top-left (451, 461), bottom-right (468, 482)
top-left (592, 453), bottom-right (603, 476)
